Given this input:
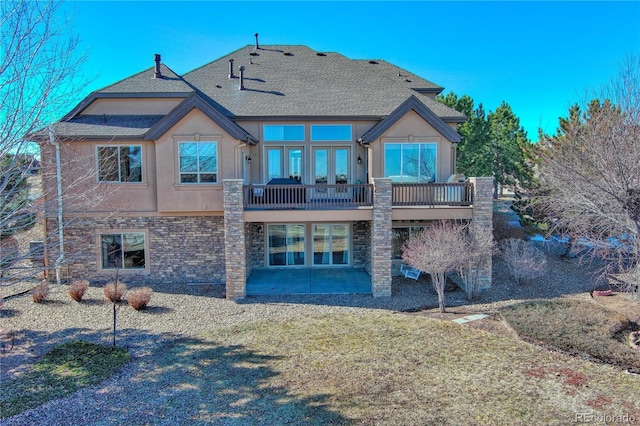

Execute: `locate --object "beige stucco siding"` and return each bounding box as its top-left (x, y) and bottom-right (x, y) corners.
top-left (154, 108), bottom-right (245, 213)
top-left (80, 98), bottom-right (184, 115)
top-left (368, 110), bottom-right (455, 182)
top-left (40, 140), bottom-right (157, 214)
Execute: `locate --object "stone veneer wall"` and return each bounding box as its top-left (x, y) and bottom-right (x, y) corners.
top-left (352, 221), bottom-right (371, 273)
top-left (44, 216), bottom-right (225, 283)
top-left (223, 179), bottom-right (247, 300)
top-left (469, 177), bottom-right (494, 289)
top-left (246, 222), bottom-right (265, 271)
top-left (371, 178), bottom-right (392, 297)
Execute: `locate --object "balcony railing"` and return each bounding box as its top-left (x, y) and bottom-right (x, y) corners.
top-left (244, 184), bottom-right (372, 209)
top-left (243, 182), bottom-right (474, 209)
top-left (392, 182), bottom-right (473, 206)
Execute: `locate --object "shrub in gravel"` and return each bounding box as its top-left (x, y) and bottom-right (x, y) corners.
top-left (68, 280), bottom-right (89, 302)
top-left (31, 283), bottom-right (49, 303)
top-left (126, 287), bottom-right (152, 310)
top-left (103, 281), bottom-right (127, 303)
top-left (500, 238), bottom-right (547, 285)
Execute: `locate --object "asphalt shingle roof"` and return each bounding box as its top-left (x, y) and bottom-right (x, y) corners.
top-left (99, 64), bottom-right (192, 94)
top-left (52, 115), bottom-right (164, 139)
top-left (182, 45), bottom-right (463, 119)
top-left (57, 44), bottom-right (465, 139)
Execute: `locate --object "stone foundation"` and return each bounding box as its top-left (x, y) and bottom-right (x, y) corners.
top-left (44, 215), bottom-right (225, 284)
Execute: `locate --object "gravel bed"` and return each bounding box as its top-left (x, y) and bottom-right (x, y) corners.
top-left (0, 240), bottom-right (603, 425)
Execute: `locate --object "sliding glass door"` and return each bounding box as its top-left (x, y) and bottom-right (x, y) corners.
top-left (268, 224), bottom-right (305, 266)
top-left (312, 224), bottom-right (350, 265)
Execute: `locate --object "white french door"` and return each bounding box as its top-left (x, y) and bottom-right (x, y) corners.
top-left (312, 147), bottom-right (350, 198)
top-left (266, 147), bottom-right (303, 182)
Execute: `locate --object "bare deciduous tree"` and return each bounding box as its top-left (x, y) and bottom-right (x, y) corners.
top-left (402, 221), bottom-right (468, 312)
top-left (0, 1), bottom-right (112, 284)
top-left (500, 238), bottom-right (547, 285)
top-left (534, 55), bottom-right (640, 294)
top-left (459, 225), bottom-right (495, 300)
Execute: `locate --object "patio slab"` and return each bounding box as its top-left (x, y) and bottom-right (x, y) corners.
top-left (246, 268), bottom-right (372, 295)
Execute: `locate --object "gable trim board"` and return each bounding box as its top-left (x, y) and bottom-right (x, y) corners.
top-left (358, 95), bottom-right (463, 144)
top-left (144, 93), bottom-right (258, 144)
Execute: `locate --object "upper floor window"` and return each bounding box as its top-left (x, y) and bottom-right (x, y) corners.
top-left (384, 143), bottom-right (437, 183)
top-left (263, 125), bottom-right (305, 141)
top-left (97, 146), bottom-right (142, 183)
top-left (310, 125), bottom-right (352, 141)
top-left (179, 142), bottom-right (217, 184)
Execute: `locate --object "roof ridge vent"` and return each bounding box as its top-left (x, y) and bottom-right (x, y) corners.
top-left (154, 54), bottom-right (162, 78)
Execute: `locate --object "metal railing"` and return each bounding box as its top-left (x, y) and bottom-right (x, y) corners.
top-left (243, 182), bottom-right (474, 209)
top-left (244, 184), bottom-right (372, 209)
top-left (391, 182), bottom-right (473, 206)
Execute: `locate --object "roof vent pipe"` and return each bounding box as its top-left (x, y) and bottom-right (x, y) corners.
top-left (228, 59), bottom-right (234, 79)
top-left (239, 66), bottom-right (245, 90)
top-left (154, 54), bottom-right (162, 78)
top-left (254, 33), bottom-right (259, 50)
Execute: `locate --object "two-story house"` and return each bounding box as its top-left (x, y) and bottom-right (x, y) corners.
top-left (38, 41), bottom-right (493, 299)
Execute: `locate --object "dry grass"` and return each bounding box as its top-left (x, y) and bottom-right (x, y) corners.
top-left (192, 313), bottom-right (640, 424)
top-left (126, 287), bottom-right (152, 310)
top-left (500, 299), bottom-right (640, 371)
top-left (30, 283), bottom-right (49, 303)
top-left (103, 281), bottom-right (126, 303)
top-left (67, 280), bottom-right (89, 302)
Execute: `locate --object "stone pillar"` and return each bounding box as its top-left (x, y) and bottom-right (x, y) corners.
top-left (371, 178), bottom-right (392, 297)
top-left (223, 179), bottom-right (246, 300)
top-left (469, 177), bottom-right (494, 289)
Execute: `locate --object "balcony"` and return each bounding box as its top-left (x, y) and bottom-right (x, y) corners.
top-left (243, 181), bottom-right (473, 210)
top-left (244, 183), bottom-right (372, 210)
top-left (392, 182), bottom-right (473, 207)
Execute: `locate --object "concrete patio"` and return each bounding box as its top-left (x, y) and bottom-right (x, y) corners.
top-left (246, 268), bottom-right (372, 295)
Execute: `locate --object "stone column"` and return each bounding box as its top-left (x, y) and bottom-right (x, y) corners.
top-left (469, 177), bottom-right (494, 289)
top-left (371, 178), bottom-right (392, 297)
top-left (223, 179), bottom-right (246, 300)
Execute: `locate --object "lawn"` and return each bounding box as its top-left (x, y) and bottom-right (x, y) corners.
top-left (2, 310), bottom-right (639, 423)
top-left (0, 341), bottom-right (130, 418)
top-left (136, 312), bottom-right (638, 424)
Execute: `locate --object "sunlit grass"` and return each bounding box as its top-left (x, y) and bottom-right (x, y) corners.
top-left (0, 341), bottom-right (130, 418)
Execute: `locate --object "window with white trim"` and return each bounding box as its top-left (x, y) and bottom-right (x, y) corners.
top-left (384, 143), bottom-right (437, 183)
top-left (97, 146), bottom-right (142, 183)
top-left (100, 232), bottom-right (146, 270)
top-left (179, 141), bottom-right (218, 183)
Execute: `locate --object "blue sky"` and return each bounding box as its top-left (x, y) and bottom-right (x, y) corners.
top-left (59, 1), bottom-right (640, 142)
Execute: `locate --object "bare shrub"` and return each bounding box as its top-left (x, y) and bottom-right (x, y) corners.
top-left (103, 281), bottom-right (127, 303)
top-left (459, 226), bottom-right (496, 300)
top-left (402, 221), bottom-right (468, 312)
top-left (68, 280), bottom-right (89, 302)
top-left (31, 283), bottom-right (49, 303)
top-left (493, 212), bottom-right (526, 241)
top-left (127, 287), bottom-right (153, 311)
top-left (500, 238), bottom-right (548, 285)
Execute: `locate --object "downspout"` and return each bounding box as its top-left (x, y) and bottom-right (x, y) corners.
top-left (48, 126), bottom-right (64, 285)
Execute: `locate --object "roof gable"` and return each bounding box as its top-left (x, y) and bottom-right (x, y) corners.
top-left (144, 93), bottom-right (257, 143)
top-left (359, 96), bottom-right (463, 143)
